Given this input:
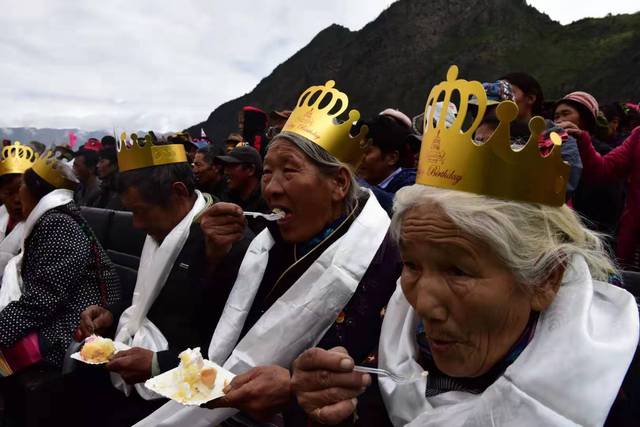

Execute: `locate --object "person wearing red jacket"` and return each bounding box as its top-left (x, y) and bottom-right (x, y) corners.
top-left (562, 124), bottom-right (640, 269)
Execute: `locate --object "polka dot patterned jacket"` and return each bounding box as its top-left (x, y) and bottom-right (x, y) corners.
top-left (0, 202), bottom-right (121, 368)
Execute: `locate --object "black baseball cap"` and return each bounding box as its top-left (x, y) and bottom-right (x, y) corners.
top-left (216, 145), bottom-right (262, 169)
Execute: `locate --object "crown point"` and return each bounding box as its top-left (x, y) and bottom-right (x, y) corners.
top-left (528, 116), bottom-right (546, 137)
top-left (325, 80), bottom-right (336, 88)
top-left (417, 65), bottom-right (570, 206)
top-left (549, 132), bottom-right (562, 146)
top-left (347, 109), bottom-right (361, 123)
top-left (358, 125), bottom-right (370, 147)
top-left (495, 101), bottom-right (518, 124)
top-left (446, 65), bottom-right (459, 82)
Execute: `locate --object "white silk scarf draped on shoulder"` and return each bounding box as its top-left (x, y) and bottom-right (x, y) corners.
top-left (111, 191), bottom-right (207, 400)
top-left (135, 190), bottom-right (391, 427)
top-left (378, 256), bottom-right (639, 427)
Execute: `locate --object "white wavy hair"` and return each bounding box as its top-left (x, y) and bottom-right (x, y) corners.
top-left (391, 185), bottom-right (615, 286)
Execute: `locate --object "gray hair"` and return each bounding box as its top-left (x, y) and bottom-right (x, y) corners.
top-left (391, 185), bottom-right (615, 287)
top-left (268, 132), bottom-right (361, 213)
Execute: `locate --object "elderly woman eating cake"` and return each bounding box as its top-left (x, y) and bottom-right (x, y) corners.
top-left (136, 81), bottom-right (401, 426)
top-left (291, 66), bottom-right (639, 426)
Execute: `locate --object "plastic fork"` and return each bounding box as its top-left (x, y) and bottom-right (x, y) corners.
top-left (244, 211), bottom-right (285, 221)
top-left (353, 366), bottom-right (428, 384)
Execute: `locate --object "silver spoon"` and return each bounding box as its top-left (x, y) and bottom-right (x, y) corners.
top-left (353, 365), bottom-right (428, 384)
top-left (243, 211), bottom-right (285, 221)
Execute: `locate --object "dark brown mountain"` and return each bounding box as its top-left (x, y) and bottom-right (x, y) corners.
top-left (187, 0), bottom-right (640, 141)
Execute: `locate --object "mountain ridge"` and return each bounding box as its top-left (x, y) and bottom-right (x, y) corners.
top-left (188, 0), bottom-right (640, 141)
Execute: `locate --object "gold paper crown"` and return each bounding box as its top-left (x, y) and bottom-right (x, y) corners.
top-left (0, 142), bottom-right (37, 177)
top-left (117, 132), bottom-right (188, 172)
top-left (417, 65), bottom-right (570, 207)
top-left (281, 81), bottom-right (368, 166)
top-left (32, 150), bottom-right (78, 190)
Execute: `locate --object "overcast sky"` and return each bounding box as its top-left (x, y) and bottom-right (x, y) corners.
top-left (1, 0), bottom-right (638, 132)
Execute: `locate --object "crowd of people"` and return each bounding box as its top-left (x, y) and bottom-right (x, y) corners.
top-left (0, 65), bottom-right (638, 427)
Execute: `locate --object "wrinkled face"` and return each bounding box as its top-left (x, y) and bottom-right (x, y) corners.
top-left (357, 145), bottom-right (397, 185)
top-left (120, 186), bottom-right (179, 243)
top-left (554, 103), bottom-right (582, 128)
top-left (73, 155), bottom-right (92, 182)
top-left (262, 139), bottom-right (341, 243)
top-left (399, 203), bottom-right (534, 378)
top-left (0, 174), bottom-right (24, 221)
top-left (96, 158), bottom-right (115, 179)
top-left (192, 153), bottom-right (221, 187)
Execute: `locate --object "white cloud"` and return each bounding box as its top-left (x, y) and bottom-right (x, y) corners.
top-left (0, 0), bottom-right (396, 133)
top-left (1, 0), bottom-right (637, 133)
top-left (528, 0), bottom-right (639, 24)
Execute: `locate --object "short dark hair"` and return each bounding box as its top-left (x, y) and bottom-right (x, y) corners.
top-left (196, 144), bottom-right (226, 166)
top-left (98, 147), bottom-right (118, 165)
top-left (76, 149), bottom-right (99, 170)
top-left (500, 72), bottom-right (544, 115)
top-left (117, 163), bottom-right (195, 207)
top-left (23, 168), bottom-right (57, 202)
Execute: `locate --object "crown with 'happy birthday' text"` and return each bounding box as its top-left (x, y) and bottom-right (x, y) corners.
top-left (281, 81), bottom-right (368, 166)
top-left (0, 142), bottom-right (37, 177)
top-left (116, 132), bottom-right (188, 172)
top-left (417, 65), bottom-right (570, 206)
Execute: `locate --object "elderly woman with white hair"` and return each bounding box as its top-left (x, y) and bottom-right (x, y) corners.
top-left (136, 81), bottom-right (402, 427)
top-left (290, 67), bottom-right (639, 426)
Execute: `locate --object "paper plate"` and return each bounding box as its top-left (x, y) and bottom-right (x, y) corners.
top-left (70, 340), bottom-right (131, 365)
top-left (144, 359), bottom-right (235, 406)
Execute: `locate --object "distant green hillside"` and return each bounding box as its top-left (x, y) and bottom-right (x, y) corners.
top-left (188, 0), bottom-right (640, 141)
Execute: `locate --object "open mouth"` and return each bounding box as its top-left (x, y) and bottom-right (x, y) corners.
top-left (271, 205), bottom-right (293, 224)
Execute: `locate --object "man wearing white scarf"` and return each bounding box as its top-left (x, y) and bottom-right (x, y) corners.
top-left (73, 137), bottom-right (252, 426)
